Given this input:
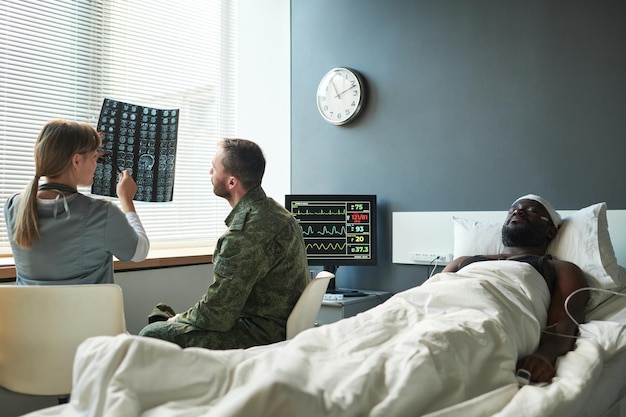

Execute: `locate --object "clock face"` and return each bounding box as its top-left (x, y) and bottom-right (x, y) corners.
top-left (316, 68), bottom-right (364, 125)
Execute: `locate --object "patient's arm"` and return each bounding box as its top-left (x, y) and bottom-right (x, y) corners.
top-left (516, 260), bottom-right (589, 383)
top-left (442, 256), bottom-right (470, 273)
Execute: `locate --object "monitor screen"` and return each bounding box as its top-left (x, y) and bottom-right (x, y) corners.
top-left (285, 194), bottom-right (377, 271)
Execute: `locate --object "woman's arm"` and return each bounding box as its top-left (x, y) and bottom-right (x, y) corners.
top-left (125, 212), bottom-right (150, 261)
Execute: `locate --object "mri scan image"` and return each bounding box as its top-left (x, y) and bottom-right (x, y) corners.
top-left (92, 98), bottom-right (179, 202)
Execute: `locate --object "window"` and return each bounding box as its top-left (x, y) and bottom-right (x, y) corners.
top-left (0, 0), bottom-right (236, 255)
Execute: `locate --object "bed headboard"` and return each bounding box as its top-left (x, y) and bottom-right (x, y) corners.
top-left (392, 209), bottom-right (626, 266)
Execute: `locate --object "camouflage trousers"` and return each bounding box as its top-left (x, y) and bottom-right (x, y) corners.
top-left (138, 305), bottom-right (282, 350)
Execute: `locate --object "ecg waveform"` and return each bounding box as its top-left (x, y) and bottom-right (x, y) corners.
top-left (290, 205), bottom-right (346, 222)
top-left (306, 241), bottom-right (347, 254)
top-left (292, 208), bottom-right (345, 216)
top-left (302, 225), bottom-right (347, 237)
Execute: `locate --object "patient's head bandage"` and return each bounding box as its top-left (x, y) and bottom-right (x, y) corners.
top-left (513, 194), bottom-right (562, 227)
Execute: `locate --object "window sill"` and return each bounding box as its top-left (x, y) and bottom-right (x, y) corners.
top-left (0, 244), bottom-right (214, 281)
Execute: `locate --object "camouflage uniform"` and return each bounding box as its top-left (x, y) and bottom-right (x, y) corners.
top-left (139, 186), bottom-right (309, 349)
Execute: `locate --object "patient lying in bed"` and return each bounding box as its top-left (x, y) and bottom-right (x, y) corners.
top-left (43, 260), bottom-right (563, 417)
top-left (443, 194), bottom-right (589, 384)
top-left (33, 195), bottom-right (597, 417)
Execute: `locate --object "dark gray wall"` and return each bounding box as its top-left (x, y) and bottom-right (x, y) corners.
top-left (290, 0), bottom-right (626, 293)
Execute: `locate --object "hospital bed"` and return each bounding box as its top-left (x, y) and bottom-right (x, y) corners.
top-left (24, 202), bottom-right (626, 417)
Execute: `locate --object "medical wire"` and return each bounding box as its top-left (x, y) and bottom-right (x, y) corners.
top-left (428, 256), bottom-right (442, 278)
top-left (541, 287), bottom-right (626, 339)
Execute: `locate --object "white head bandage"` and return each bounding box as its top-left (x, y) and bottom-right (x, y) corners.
top-left (513, 194), bottom-right (562, 227)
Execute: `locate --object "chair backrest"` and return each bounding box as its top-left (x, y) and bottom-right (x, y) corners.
top-left (286, 271), bottom-right (334, 339)
top-left (0, 284), bottom-right (126, 396)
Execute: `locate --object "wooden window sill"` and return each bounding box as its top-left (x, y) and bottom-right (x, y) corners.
top-left (0, 245), bottom-right (214, 281)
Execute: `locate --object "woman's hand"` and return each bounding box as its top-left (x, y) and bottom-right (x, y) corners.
top-left (116, 170), bottom-right (138, 213)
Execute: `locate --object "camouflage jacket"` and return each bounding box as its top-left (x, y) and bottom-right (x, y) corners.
top-left (178, 186), bottom-right (309, 343)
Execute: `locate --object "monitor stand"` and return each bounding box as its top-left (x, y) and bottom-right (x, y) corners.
top-left (323, 266), bottom-right (367, 297)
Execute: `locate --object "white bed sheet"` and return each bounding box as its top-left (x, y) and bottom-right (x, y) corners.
top-left (577, 343), bottom-right (626, 417)
top-left (575, 276), bottom-right (626, 417)
top-left (23, 262), bottom-right (626, 417)
top-left (418, 290), bottom-right (626, 417)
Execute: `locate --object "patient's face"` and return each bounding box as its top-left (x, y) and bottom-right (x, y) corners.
top-left (502, 200), bottom-right (552, 247)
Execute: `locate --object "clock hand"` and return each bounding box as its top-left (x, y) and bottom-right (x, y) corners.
top-left (335, 84), bottom-right (356, 98)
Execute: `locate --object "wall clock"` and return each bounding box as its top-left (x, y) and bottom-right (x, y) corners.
top-left (316, 67), bottom-right (365, 125)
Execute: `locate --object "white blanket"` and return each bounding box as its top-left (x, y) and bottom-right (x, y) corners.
top-left (27, 261), bottom-right (626, 417)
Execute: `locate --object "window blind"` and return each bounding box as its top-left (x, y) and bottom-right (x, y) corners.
top-left (0, 0), bottom-right (236, 254)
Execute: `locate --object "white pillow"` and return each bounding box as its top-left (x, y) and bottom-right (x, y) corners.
top-left (453, 202), bottom-right (620, 310)
top-left (453, 217), bottom-right (502, 258)
top-left (547, 202), bottom-right (620, 295)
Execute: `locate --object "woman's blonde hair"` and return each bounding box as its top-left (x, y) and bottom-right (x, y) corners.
top-left (13, 119), bottom-right (102, 248)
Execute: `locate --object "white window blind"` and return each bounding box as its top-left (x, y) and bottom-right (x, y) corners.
top-left (0, 0), bottom-right (236, 254)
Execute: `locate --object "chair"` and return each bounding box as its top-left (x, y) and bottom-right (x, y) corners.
top-left (0, 284), bottom-right (126, 402)
top-left (286, 271), bottom-right (334, 339)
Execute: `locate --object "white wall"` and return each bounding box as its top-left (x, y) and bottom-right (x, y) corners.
top-left (236, 0), bottom-right (291, 202)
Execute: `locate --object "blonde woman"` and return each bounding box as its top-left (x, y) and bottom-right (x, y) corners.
top-left (4, 119), bottom-right (149, 285)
